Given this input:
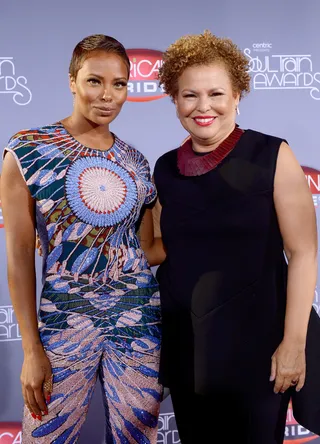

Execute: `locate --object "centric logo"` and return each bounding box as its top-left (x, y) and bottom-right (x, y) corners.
top-left (127, 49), bottom-right (165, 102)
top-left (252, 42), bottom-right (273, 52)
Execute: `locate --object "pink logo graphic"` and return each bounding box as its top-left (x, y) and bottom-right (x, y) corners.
top-left (127, 49), bottom-right (166, 102)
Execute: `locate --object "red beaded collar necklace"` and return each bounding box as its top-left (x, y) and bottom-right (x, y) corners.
top-left (177, 126), bottom-right (244, 176)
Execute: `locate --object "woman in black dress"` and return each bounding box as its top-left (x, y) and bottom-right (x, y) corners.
top-left (152, 31), bottom-right (317, 443)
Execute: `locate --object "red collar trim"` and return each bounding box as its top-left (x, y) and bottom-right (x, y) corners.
top-left (177, 126), bottom-right (244, 176)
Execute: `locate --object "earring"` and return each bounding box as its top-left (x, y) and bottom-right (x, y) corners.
top-left (236, 106), bottom-right (240, 115)
top-left (72, 93), bottom-right (75, 106)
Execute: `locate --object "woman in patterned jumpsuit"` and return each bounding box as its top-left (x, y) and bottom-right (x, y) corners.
top-left (1, 34), bottom-right (165, 443)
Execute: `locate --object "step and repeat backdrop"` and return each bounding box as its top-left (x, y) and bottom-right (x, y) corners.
top-left (1, 0), bottom-right (320, 442)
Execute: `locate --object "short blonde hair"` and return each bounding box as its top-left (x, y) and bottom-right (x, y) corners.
top-left (69, 34), bottom-right (130, 80)
top-left (159, 30), bottom-right (250, 99)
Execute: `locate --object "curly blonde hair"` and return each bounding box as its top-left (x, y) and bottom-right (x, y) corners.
top-left (158, 30), bottom-right (250, 99)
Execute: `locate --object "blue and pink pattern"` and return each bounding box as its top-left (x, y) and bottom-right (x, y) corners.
top-left (4, 123), bottom-right (162, 443)
top-left (65, 156), bottom-right (138, 227)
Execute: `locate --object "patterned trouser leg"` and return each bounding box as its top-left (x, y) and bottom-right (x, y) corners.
top-left (22, 318), bottom-right (104, 443)
top-left (99, 332), bottom-right (161, 443)
top-left (22, 312), bottom-right (162, 443)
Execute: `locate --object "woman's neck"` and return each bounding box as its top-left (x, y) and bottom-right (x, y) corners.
top-left (61, 114), bottom-right (113, 151)
top-left (192, 123), bottom-right (236, 154)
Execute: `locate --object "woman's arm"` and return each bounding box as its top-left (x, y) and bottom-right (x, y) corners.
top-left (1, 152), bottom-right (52, 419)
top-left (2, 153), bottom-right (39, 349)
top-left (271, 141), bottom-right (317, 393)
top-left (138, 198), bottom-right (166, 267)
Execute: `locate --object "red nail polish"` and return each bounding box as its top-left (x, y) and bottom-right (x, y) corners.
top-left (46, 395), bottom-right (51, 403)
top-left (31, 413), bottom-right (36, 419)
top-left (44, 410), bottom-right (48, 416)
top-left (36, 415), bottom-right (42, 421)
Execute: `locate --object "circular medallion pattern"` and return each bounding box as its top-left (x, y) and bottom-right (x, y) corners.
top-left (65, 157), bottom-right (137, 227)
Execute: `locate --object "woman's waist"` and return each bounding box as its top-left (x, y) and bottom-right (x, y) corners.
top-left (157, 261), bottom-right (258, 292)
top-left (40, 273), bottom-right (161, 322)
top-left (38, 291), bottom-right (162, 332)
top-left (158, 263), bottom-right (286, 314)
top-left (44, 243), bottom-right (150, 279)
top-left (43, 267), bottom-right (158, 289)
top-left (157, 250), bottom-right (286, 285)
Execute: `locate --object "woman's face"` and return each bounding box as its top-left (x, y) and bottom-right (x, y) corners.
top-left (70, 51), bottom-right (128, 126)
top-left (175, 63), bottom-right (240, 147)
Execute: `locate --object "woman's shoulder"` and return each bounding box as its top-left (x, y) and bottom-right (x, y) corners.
top-left (154, 147), bottom-right (179, 170)
top-left (113, 136), bottom-right (155, 181)
top-left (6, 123), bottom-right (61, 151)
top-left (238, 129), bottom-right (288, 174)
top-left (114, 136), bottom-right (149, 162)
top-left (244, 128), bottom-right (287, 147)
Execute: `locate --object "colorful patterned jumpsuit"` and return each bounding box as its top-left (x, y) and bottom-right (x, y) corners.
top-left (4, 123), bottom-right (162, 443)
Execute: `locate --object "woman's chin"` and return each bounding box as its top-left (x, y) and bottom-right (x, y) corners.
top-left (86, 113), bottom-right (117, 126)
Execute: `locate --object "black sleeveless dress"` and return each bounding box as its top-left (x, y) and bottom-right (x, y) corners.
top-left (154, 129), bottom-right (291, 442)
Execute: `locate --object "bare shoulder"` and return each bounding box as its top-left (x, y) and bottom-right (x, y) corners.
top-left (274, 142), bottom-right (307, 188)
top-left (2, 150), bottom-right (25, 185)
top-left (1, 160), bottom-right (32, 224)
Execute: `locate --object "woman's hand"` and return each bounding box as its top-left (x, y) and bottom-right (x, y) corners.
top-left (138, 201), bottom-right (166, 266)
top-left (270, 339), bottom-right (306, 394)
top-left (21, 347), bottom-right (53, 420)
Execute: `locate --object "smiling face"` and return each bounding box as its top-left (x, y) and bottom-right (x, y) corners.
top-left (175, 63), bottom-right (240, 150)
top-left (70, 50), bottom-right (129, 126)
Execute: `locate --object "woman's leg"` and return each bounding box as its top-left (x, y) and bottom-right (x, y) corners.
top-left (170, 386), bottom-right (249, 443)
top-left (248, 388), bottom-right (290, 444)
top-left (22, 315), bottom-right (103, 444)
top-left (170, 385), bottom-right (290, 444)
top-left (99, 323), bottom-right (162, 443)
